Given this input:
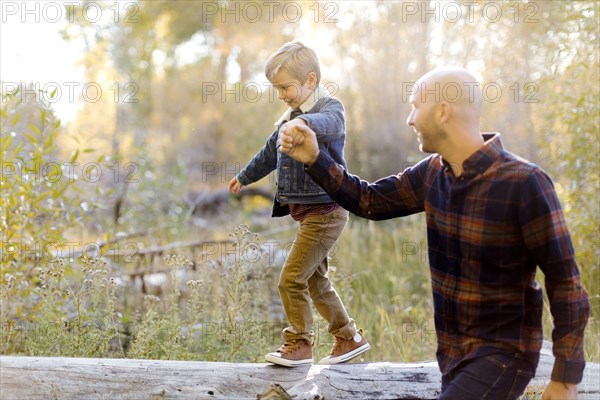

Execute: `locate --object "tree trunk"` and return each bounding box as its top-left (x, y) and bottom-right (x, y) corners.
top-left (1, 346), bottom-right (598, 399)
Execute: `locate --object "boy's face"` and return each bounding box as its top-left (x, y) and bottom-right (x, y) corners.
top-left (271, 69), bottom-right (317, 110)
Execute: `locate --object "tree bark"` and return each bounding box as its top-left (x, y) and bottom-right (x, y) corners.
top-left (1, 347), bottom-right (598, 400)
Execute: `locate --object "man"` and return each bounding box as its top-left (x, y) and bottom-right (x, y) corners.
top-left (278, 67), bottom-right (590, 400)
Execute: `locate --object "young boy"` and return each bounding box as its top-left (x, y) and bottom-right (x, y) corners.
top-left (228, 41), bottom-right (369, 367)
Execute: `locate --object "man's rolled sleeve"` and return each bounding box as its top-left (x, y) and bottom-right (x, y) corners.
top-left (551, 356), bottom-right (587, 383)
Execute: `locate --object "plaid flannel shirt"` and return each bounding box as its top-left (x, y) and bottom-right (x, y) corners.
top-left (306, 132), bottom-right (590, 383)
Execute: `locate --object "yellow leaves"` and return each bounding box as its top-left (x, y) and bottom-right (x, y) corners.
top-left (11, 112), bottom-right (20, 126)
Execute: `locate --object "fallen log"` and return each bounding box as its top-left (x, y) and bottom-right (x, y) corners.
top-left (1, 348), bottom-right (598, 400)
top-left (186, 187), bottom-right (273, 217)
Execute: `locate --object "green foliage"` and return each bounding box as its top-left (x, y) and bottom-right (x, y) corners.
top-left (1, 225), bottom-right (277, 360)
top-left (531, 2), bottom-right (600, 364)
top-left (1, 87), bottom-right (83, 323)
top-left (127, 294), bottom-right (192, 360)
top-left (112, 149), bottom-right (189, 236)
top-left (22, 257), bottom-right (121, 358)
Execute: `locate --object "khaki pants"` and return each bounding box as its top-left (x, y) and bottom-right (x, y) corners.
top-left (278, 207), bottom-right (357, 344)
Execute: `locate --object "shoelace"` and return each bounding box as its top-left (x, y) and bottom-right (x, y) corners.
top-left (279, 341), bottom-right (300, 354)
top-left (330, 336), bottom-right (345, 355)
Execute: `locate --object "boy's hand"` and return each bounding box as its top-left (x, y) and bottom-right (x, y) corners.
top-left (279, 124), bottom-right (320, 166)
top-left (228, 177), bottom-right (244, 194)
top-left (279, 118), bottom-right (307, 147)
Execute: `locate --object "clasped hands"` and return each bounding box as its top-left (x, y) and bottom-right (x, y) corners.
top-left (277, 119), bottom-right (319, 165)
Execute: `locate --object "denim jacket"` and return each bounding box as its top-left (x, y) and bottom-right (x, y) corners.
top-left (236, 86), bottom-right (347, 217)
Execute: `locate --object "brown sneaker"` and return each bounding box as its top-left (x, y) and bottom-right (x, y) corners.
top-left (265, 340), bottom-right (313, 367)
top-left (319, 329), bottom-right (370, 364)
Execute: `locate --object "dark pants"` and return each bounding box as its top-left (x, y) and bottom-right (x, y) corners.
top-left (439, 352), bottom-right (535, 400)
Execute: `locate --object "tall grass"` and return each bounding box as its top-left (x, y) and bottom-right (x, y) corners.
top-left (1, 218), bottom-right (597, 366)
top-left (334, 216), bottom-right (437, 363)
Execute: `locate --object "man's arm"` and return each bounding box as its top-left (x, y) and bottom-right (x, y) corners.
top-left (519, 168), bottom-right (590, 391)
top-left (280, 124), bottom-right (427, 220)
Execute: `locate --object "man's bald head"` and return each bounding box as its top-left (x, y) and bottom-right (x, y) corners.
top-left (411, 66), bottom-right (483, 120)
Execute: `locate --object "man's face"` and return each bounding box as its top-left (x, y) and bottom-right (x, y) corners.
top-left (271, 69), bottom-right (314, 109)
top-left (406, 89), bottom-right (446, 154)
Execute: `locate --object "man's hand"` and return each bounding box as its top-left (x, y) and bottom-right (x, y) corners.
top-left (279, 119), bottom-right (307, 149)
top-left (279, 118), bottom-right (307, 138)
top-left (278, 123), bottom-right (320, 166)
top-left (542, 381), bottom-right (578, 400)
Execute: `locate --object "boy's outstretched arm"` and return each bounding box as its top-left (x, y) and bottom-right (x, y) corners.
top-left (235, 128), bottom-right (279, 187)
top-left (297, 97), bottom-right (345, 143)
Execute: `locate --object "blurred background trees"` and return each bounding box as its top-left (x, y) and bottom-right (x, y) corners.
top-left (57, 1), bottom-right (599, 271)
top-left (58, 1), bottom-right (599, 181)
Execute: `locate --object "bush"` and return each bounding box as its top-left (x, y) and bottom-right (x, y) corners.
top-left (1, 86), bottom-right (83, 340)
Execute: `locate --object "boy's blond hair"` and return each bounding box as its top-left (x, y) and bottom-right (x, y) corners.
top-left (265, 41), bottom-right (321, 84)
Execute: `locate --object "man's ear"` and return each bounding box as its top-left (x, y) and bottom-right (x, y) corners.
top-left (438, 102), bottom-right (451, 124)
top-left (306, 72), bottom-right (318, 89)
